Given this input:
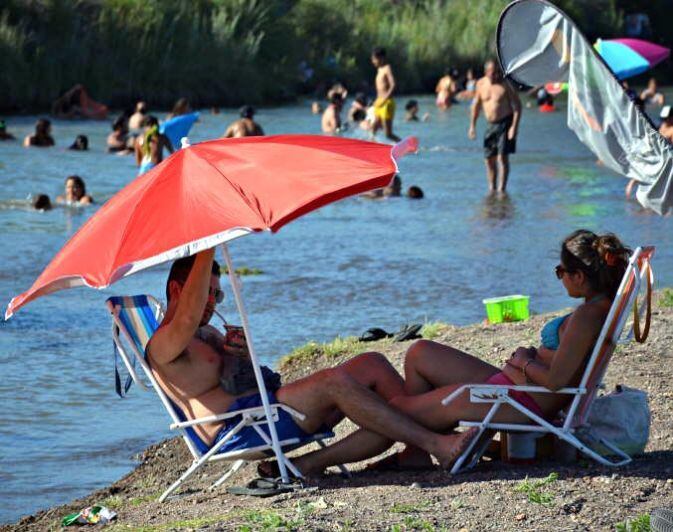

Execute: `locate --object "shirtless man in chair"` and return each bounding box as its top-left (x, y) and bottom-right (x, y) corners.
top-left (146, 249), bottom-right (465, 470)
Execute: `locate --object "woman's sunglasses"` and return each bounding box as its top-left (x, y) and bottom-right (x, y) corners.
top-left (555, 264), bottom-right (575, 280)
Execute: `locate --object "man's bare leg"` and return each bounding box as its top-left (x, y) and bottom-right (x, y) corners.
top-left (276, 362), bottom-right (465, 469)
top-left (485, 156), bottom-right (497, 191)
top-left (383, 119), bottom-right (401, 142)
top-left (498, 154), bottom-right (509, 192)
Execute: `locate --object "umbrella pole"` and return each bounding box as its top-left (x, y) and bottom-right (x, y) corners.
top-left (220, 243), bottom-right (291, 484)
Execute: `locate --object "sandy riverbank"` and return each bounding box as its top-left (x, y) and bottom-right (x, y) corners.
top-left (6, 291), bottom-right (673, 531)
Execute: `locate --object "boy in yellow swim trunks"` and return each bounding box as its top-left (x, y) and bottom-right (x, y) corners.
top-left (371, 47), bottom-right (401, 142)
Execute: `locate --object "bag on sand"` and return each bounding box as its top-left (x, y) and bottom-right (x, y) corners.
top-left (581, 385), bottom-right (650, 456)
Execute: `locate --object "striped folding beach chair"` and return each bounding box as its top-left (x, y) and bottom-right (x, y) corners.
top-left (107, 295), bottom-right (340, 502)
top-left (443, 246), bottom-right (654, 473)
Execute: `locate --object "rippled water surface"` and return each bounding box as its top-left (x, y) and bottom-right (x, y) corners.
top-left (1, 96), bottom-right (672, 523)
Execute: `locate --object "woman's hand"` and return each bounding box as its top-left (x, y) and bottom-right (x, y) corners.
top-left (507, 346), bottom-right (536, 369)
top-left (502, 360), bottom-right (526, 385)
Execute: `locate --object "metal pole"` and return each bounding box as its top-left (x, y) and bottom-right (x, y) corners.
top-left (220, 243), bottom-right (290, 483)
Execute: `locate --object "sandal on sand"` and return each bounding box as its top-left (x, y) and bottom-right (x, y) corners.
top-left (365, 453), bottom-right (436, 472)
top-left (227, 477), bottom-right (297, 498)
top-left (393, 324), bottom-right (423, 342)
top-left (359, 328), bottom-right (393, 342)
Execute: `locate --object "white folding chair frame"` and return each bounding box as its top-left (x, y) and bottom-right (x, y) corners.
top-left (442, 246), bottom-right (654, 474)
top-left (107, 295), bottom-right (347, 502)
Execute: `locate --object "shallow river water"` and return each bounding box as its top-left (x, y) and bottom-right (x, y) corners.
top-left (1, 95), bottom-right (671, 523)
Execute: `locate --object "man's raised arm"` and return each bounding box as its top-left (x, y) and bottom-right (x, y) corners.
top-left (148, 248), bottom-right (215, 365)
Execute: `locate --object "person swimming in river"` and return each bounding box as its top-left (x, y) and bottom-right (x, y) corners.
top-left (128, 101), bottom-right (148, 132)
top-left (31, 194), bottom-right (52, 211)
top-left (223, 106), bottom-right (264, 138)
top-left (321, 93), bottom-right (344, 134)
top-left (135, 116), bottom-right (174, 175)
top-left (23, 118), bottom-right (54, 148)
top-left (404, 100), bottom-right (429, 122)
top-left (68, 134), bottom-right (89, 151)
top-left (371, 47), bottom-right (401, 142)
top-left (0, 120), bottom-right (15, 141)
top-left (107, 116), bottom-right (134, 154)
top-left (435, 70), bottom-right (457, 110)
top-left (56, 175), bottom-right (93, 205)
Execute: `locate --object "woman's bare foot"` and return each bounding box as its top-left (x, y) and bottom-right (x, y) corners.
top-left (434, 427), bottom-right (479, 470)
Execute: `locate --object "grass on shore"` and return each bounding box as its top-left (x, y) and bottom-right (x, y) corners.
top-left (279, 320), bottom-right (449, 369)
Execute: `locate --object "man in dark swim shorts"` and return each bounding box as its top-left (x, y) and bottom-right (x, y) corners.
top-left (469, 60), bottom-right (522, 192)
top-left (484, 114), bottom-right (516, 159)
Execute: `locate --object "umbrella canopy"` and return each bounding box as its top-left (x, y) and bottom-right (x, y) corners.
top-left (6, 134), bottom-right (417, 319)
top-left (594, 38), bottom-right (670, 79)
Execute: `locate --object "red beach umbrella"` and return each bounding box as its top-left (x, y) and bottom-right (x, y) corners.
top-left (6, 134), bottom-right (417, 318)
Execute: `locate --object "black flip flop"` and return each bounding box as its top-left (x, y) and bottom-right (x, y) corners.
top-left (393, 324), bottom-right (423, 342)
top-left (226, 477), bottom-right (296, 498)
top-left (358, 327), bottom-right (393, 342)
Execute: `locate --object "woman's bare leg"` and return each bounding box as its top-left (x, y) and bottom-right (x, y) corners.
top-left (404, 340), bottom-right (499, 395)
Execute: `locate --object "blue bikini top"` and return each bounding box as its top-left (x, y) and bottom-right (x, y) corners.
top-left (540, 314), bottom-right (571, 350)
top-left (540, 295), bottom-right (607, 350)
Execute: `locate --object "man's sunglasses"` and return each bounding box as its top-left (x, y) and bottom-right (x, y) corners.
top-left (554, 264), bottom-right (575, 280)
top-left (209, 287), bottom-right (225, 304)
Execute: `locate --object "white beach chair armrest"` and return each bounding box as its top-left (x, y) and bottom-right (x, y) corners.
top-left (169, 403), bottom-right (302, 430)
top-left (441, 383), bottom-right (586, 406)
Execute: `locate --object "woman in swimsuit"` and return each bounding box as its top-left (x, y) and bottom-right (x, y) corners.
top-left (371, 229), bottom-right (632, 469)
top-left (276, 230), bottom-right (631, 474)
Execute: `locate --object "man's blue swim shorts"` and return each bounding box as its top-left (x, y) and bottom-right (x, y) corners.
top-left (213, 391), bottom-right (313, 454)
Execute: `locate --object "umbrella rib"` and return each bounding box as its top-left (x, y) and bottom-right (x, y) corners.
top-left (195, 151), bottom-right (268, 226)
top-left (107, 172), bottom-right (166, 281)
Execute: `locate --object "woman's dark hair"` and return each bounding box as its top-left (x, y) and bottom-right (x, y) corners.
top-left (372, 46), bottom-right (386, 59)
top-left (32, 194), bottom-right (52, 210)
top-left (69, 134), bottom-right (88, 150)
top-left (405, 99), bottom-right (418, 111)
top-left (352, 109), bottom-right (366, 122)
top-left (561, 230), bottom-right (631, 298)
top-left (240, 105), bottom-right (255, 119)
top-left (36, 118), bottom-right (51, 136)
top-left (171, 97), bottom-right (190, 115)
top-left (142, 115), bottom-right (159, 128)
top-left (66, 175), bottom-right (86, 197)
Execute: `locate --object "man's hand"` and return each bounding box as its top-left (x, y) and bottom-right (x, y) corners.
top-left (468, 125), bottom-right (476, 140)
top-left (507, 126), bottom-right (517, 140)
top-left (221, 343), bottom-right (249, 358)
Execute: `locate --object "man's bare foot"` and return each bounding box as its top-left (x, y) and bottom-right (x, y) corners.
top-left (434, 427), bottom-right (479, 470)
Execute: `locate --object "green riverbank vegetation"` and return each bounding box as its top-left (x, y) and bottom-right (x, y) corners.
top-left (1, 0), bottom-right (626, 112)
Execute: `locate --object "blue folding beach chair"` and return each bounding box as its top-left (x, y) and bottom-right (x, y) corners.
top-left (107, 295), bottom-right (341, 502)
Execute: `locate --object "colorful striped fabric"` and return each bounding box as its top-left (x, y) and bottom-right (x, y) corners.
top-left (108, 295), bottom-right (160, 351)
